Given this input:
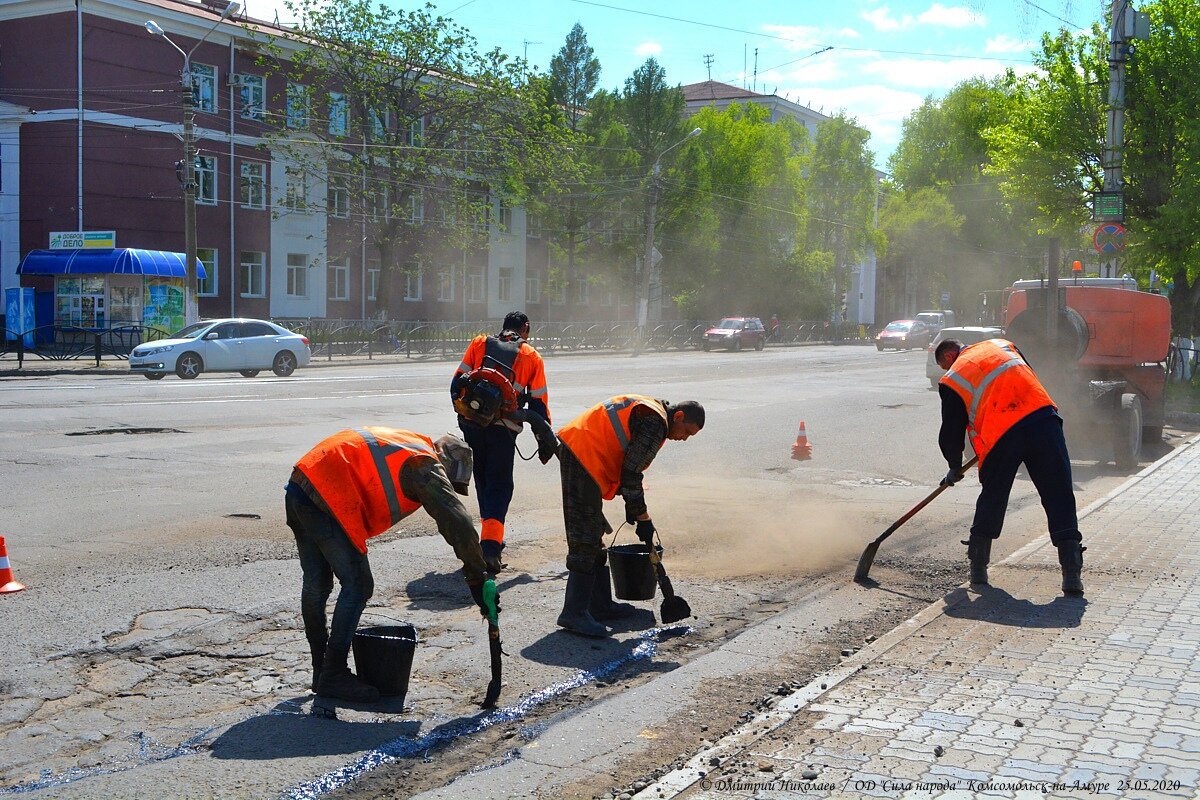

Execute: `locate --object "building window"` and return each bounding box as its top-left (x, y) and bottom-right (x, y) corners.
top-left (527, 214), bottom-right (543, 239)
top-left (498, 201), bottom-right (513, 232)
top-left (284, 166), bottom-right (308, 212)
top-left (525, 273), bottom-right (540, 304)
top-left (238, 74), bottom-right (264, 119)
top-left (328, 260), bottom-right (348, 301)
top-left (328, 92), bottom-right (348, 137)
top-left (367, 261), bottom-right (380, 301)
top-left (286, 82), bottom-right (309, 129)
top-left (196, 155), bottom-right (217, 205)
top-left (498, 266), bottom-right (512, 303)
top-left (240, 251), bottom-right (265, 297)
top-left (197, 248), bottom-right (218, 296)
top-left (466, 265), bottom-right (484, 302)
top-left (575, 277), bottom-right (589, 305)
top-left (550, 279), bottom-right (566, 305)
top-left (403, 261), bottom-right (422, 301)
top-left (286, 253), bottom-right (308, 297)
top-left (240, 161), bottom-right (265, 209)
top-left (408, 117), bottom-right (424, 147)
top-left (191, 63), bottom-right (217, 113)
top-left (409, 190), bottom-right (424, 224)
top-left (328, 181), bottom-right (349, 218)
top-left (369, 108), bottom-right (388, 140)
top-left (437, 266), bottom-right (454, 302)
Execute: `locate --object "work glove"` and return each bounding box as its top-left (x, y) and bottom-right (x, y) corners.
top-left (941, 466), bottom-right (962, 487)
top-left (469, 581), bottom-right (501, 618)
top-left (635, 519), bottom-right (657, 547)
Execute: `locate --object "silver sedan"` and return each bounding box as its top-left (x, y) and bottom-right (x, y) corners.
top-left (128, 318), bottom-right (312, 380)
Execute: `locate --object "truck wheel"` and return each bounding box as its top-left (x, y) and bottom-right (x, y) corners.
top-left (1113, 393), bottom-right (1143, 472)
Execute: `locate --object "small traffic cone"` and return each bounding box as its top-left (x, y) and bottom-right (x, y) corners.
top-left (0, 537), bottom-right (25, 594)
top-left (791, 421), bottom-right (812, 461)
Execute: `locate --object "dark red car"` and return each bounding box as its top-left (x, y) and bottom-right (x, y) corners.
top-left (702, 317), bottom-right (767, 351)
top-left (875, 319), bottom-right (931, 351)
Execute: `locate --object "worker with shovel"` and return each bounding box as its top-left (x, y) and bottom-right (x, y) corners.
top-left (934, 338), bottom-right (1085, 596)
top-left (554, 396), bottom-right (705, 637)
top-left (286, 428), bottom-right (495, 703)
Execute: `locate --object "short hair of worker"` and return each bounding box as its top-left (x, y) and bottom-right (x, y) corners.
top-left (502, 311), bottom-right (529, 332)
top-left (934, 339), bottom-right (964, 364)
top-left (665, 400), bottom-right (705, 429)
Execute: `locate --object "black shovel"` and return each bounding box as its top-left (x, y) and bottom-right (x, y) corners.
top-left (647, 543), bottom-right (692, 624)
top-left (854, 456), bottom-right (978, 583)
top-left (480, 578), bottom-right (503, 708)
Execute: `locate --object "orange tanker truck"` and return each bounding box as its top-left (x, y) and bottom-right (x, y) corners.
top-left (1001, 276), bottom-right (1170, 471)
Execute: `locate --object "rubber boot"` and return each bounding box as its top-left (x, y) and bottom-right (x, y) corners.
top-left (315, 647), bottom-right (380, 703)
top-left (308, 640), bottom-right (326, 694)
top-left (964, 538), bottom-right (991, 586)
top-left (556, 570), bottom-right (610, 638)
top-left (1057, 543), bottom-right (1085, 596)
top-left (481, 539), bottom-right (506, 574)
top-left (589, 564), bottom-right (638, 621)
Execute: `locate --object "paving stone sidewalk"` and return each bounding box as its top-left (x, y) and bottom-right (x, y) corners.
top-left (642, 438), bottom-right (1200, 799)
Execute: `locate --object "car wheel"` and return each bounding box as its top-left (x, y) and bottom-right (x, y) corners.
top-left (876, 342), bottom-right (884, 351)
top-left (144, 372), bottom-right (165, 381)
top-left (175, 352), bottom-right (203, 379)
top-left (239, 370), bottom-right (260, 378)
top-left (732, 338), bottom-right (742, 352)
top-left (754, 337), bottom-right (764, 351)
top-left (272, 350), bottom-right (297, 377)
top-left (702, 342), bottom-right (711, 352)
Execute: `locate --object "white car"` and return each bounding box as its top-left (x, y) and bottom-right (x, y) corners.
top-left (129, 318), bottom-right (311, 380)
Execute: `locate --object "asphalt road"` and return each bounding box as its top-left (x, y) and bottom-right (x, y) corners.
top-left (0, 346), bottom-right (1158, 798)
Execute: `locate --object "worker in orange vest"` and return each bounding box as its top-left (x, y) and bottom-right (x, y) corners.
top-left (554, 396), bottom-right (705, 637)
top-left (287, 428), bottom-right (492, 703)
top-left (451, 311), bottom-right (553, 574)
top-left (935, 338), bottom-right (1084, 595)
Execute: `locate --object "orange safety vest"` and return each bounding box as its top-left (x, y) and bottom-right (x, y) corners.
top-left (939, 339), bottom-right (1056, 466)
top-left (294, 428), bottom-right (435, 554)
top-left (557, 395), bottom-right (668, 500)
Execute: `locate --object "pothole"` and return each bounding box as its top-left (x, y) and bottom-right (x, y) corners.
top-left (836, 477), bottom-right (915, 487)
top-left (224, 513), bottom-right (261, 520)
top-left (66, 427), bottom-right (187, 436)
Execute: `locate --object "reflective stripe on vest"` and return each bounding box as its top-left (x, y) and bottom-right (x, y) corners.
top-left (557, 394), bottom-right (667, 500)
top-left (354, 427), bottom-right (433, 523)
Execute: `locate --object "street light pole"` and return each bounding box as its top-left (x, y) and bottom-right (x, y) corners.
top-left (145, 3), bottom-right (240, 322)
top-left (634, 127), bottom-right (700, 356)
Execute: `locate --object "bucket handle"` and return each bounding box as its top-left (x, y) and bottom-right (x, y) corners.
top-left (358, 610), bottom-right (417, 633)
top-left (606, 520), bottom-right (660, 551)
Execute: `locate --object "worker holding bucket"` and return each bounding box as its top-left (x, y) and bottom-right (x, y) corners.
top-left (286, 428), bottom-right (493, 703)
top-left (554, 396), bottom-right (705, 637)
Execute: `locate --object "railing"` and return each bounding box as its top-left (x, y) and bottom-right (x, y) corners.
top-left (0, 318), bottom-right (881, 367)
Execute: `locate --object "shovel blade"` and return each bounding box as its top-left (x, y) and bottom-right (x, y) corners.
top-left (482, 678), bottom-right (501, 708)
top-left (854, 540), bottom-right (880, 583)
top-left (660, 595), bottom-right (692, 624)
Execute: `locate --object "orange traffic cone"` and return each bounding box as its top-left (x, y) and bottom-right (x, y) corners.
top-left (0, 537), bottom-right (25, 594)
top-left (791, 421), bottom-right (812, 461)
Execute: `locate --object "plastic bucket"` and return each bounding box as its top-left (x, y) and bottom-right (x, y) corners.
top-left (351, 624), bottom-right (417, 699)
top-left (607, 543), bottom-right (662, 601)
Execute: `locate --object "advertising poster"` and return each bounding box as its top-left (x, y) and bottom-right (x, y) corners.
top-left (5, 287), bottom-right (35, 347)
top-left (142, 278), bottom-right (185, 335)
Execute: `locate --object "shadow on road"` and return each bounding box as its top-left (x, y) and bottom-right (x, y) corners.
top-left (944, 585), bottom-right (1087, 629)
top-left (402, 570), bottom-right (536, 612)
top-left (210, 699), bottom-right (422, 760)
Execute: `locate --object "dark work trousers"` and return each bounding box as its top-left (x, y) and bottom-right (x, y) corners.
top-left (284, 482), bottom-right (375, 656)
top-left (971, 413), bottom-right (1081, 546)
top-left (459, 419), bottom-right (518, 526)
top-left (560, 444), bottom-right (611, 573)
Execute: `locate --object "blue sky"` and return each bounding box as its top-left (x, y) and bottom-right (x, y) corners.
top-left (242, 0), bottom-right (1100, 167)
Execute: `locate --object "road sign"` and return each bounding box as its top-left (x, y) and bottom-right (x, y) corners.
top-left (1092, 191), bottom-right (1125, 221)
top-left (940, 291), bottom-right (951, 307)
top-left (1093, 223), bottom-right (1126, 254)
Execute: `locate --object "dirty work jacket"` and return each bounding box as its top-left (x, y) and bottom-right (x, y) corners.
top-left (939, 338), bottom-right (1055, 466)
top-left (294, 428), bottom-right (434, 554)
top-left (454, 333), bottom-right (550, 432)
top-left (557, 395), bottom-right (668, 500)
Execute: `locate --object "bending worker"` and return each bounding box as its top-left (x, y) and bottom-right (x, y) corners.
top-left (451, 311), bottom-right (551, 573)
top-left (286, 428), bottom-right (493, 703)
top-left (935, 338), bottom-right (1084, 596)
top-left (555, 395), bottom-right (705, 637)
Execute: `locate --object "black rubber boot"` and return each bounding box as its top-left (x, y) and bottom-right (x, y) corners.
top-left (308, 640), bottom-right (326, 694)
top-left (1057, 543), bottom-right (1085, 596)
top-left (316, 647), bottom-right (380, 703)
top-left (964, 537), bottom-right (991, 586)
top-left (589, 564), bottom-right (638, 621)
top-left (481, 540), bottom-right (506, 574)
top-left (557, 570), bottom-right (610, 637)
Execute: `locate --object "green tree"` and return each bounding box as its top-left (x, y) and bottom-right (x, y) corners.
top-left (877, 187), bottom-right (964, 319)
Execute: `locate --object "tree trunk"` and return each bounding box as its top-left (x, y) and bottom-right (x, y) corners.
top-left (1171, 268), bottom-right (1200, 338)
top-left (376, 239), bottom-right (394, 317)
top-left (566, 200), bottom-right (576, 322)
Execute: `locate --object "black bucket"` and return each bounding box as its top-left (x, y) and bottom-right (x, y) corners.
top-left (351, 624), bottom-right (417, 700)
top-left (607, 543), bottom-right (662, 601)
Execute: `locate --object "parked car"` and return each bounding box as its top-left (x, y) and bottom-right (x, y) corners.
top-left (925, 325), bottom-right (1006, 389)
top-left (875, 320), bottom-right (931, 351)
top-left (129, 318), bottom-right (311, 380)
top-left (915, 310), bottom-right (957, 333)
top-left (702, 317), bottom-right (767, 351)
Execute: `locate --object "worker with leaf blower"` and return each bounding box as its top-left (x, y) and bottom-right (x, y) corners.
top-left (286, 428), bottom-right (497, 703)
top-left (554, 395), bottom-right (705, 637)
top-left (935, 338), bottom-right (1084, 596)
top-left (452, 311), bottom-right (554, 574)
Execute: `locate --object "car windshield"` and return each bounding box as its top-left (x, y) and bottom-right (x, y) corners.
top-left (715, 319), bottom-right (744, 330)
top-left (171, 322), bottom-right (212, 339)
top-left (885, 322), bottom-right (910, 332)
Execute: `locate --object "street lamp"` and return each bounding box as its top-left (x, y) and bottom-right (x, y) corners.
top-left (145, 2), bottom-right (241, 322)
top-left (635, 126), bottom-right (701, 356)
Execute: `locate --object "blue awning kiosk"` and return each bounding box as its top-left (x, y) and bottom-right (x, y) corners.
top-left (17, 248), bottom-right (206, 333)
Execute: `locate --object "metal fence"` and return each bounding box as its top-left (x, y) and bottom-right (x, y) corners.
top-left (0, 318), bottom-right (880, 366)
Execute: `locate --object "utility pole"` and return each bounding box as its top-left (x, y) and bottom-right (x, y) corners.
top-left (182, 77), bottom-right (199, 323)
top-left (702, 54), bottom-right (714, 81)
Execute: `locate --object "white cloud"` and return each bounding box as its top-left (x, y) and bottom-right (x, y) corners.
top-left (860, 56), bottom-right (1018, 90)
top-left (861, 6), bottom-right (914, 32)
top-left (917, 3), bottom-right (984, 28)
top-left (634, 41), bottom-right (663, 57)
top-left (985, 33), bottom-right (1035, 54)
top-left (839, 27), bottom-right (862, 40)
top-left (761, 24), bottom-right (823, 52)
top-left (780, 83), bottom-right (925, 160)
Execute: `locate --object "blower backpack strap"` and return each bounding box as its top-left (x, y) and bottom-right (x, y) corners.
top-left (453, 333), bottom-right (523, 427)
